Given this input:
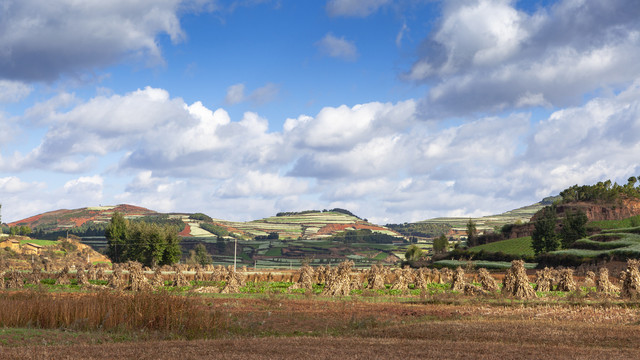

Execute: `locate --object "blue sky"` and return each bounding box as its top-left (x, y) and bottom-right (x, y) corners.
top-left (1, 0), bottom-right (640, 224)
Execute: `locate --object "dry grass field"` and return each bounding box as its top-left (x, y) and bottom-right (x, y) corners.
top-left (2, 290), bottom-right (640, 359)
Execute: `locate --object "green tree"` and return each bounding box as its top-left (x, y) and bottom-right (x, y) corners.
top-left (560, 210), bottom-right (588, 248)
top-left (466, 219), bottom-right (477, 246)
top-left (160, 228), bottom-right (182, 266)
top-left (216, 235), bottom-right (227, 254)
top-left (405, 244), bottom-right (423, 261)
top-left (19, 225), bottom-right (31, 236)
top-left (532, 206), bottom-right (559, 255)
top-left (433, 234), bottom-right (449, 254)
top-left (105, 212), bottom-right (182, 266)
top-left (105, 212), bottom-right (127, 262)
top-left (191, 243), bottom-right (212, 266)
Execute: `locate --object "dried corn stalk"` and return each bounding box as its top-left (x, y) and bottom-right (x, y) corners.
top-left (75, 265), bottom-right (91, 286)
top-left (556, 268), bottom-right (577, 292)
top-left (290, 264), bottom-right (315, 291)
top-left (534, 267), bottom-right (555, 292)
top-left (172, 269), bottom-right (190, 288)
top-left (220, 266), bottom-right (244, 294)
top-left (478, 268), bottom-right (498, 292)
top-left (450, 267), bottom-right (466, 292)
top-left (621, 259), bottom-right (640, 298)
top-left (390, 267), bottom-right (412, 292)
top-left (583, 271), bottom-right (596, 287)
top-left (322, 260), bottom-right (353, 296)
top-left (502, 260), bottom-right (536, 299)
top-left (595, 267), bottom-right (618, 295)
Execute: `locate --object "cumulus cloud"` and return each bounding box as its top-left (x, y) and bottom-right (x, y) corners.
top-left (407, 0), bottom-right (640, 116)
top-left (5, 78), bottom-right (640, 224)
top-left (0, 0), bottom-right (214, 82)
top-left (326, 0), bottom-right (390, 17)
top-left (316, 33), bottom-right (358, 61)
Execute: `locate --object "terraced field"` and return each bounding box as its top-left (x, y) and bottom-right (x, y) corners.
top-left (209, 211), bottom-right (401, 240)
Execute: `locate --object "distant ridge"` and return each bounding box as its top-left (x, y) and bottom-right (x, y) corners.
top-left (8, 204), bottom-right (156, 229)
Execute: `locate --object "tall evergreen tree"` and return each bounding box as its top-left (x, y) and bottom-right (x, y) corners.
top-left (532, 206), bottom-right (559, 255)
top-left (466, 219), bottom-right (477, 246)
top-left (105, 211), bottom-right (127, 262)
top-left (560, 210), bottom-right (588, 248)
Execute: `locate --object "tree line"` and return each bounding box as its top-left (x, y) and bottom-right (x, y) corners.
top-left (106, 212), bottom-right (182, 267)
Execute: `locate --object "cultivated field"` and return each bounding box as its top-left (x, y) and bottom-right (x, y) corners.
top-left (2, 260), bottom-right (640, 359)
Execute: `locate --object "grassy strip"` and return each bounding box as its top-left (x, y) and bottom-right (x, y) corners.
top-left (468, 236), bottom-right (534, 257)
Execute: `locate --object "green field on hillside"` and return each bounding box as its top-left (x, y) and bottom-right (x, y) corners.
top-left (468, 236), bottom-right (534, 257)
top-left (19, 239), bottom-right (58, 247)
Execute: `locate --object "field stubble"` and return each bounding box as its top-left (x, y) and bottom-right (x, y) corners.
top-left (2, 290), bottom-right (640, 359)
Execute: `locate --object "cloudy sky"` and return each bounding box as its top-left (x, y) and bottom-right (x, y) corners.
top-left (1, 0), bottom-right (639, 224)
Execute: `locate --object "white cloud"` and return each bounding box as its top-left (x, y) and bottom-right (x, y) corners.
top-left (316, 33), bottom-right (358, 61)
top-left (0, 80), bottom-right (32, 103)
top-left (224, 82), bottom-right (280, 105)
top-left (224, 83), bottom-right (246, 105)
top-left (326, 0), bottom-right (389, 17)
top-left (215, 171), bottom-right (309, 198)
top-left (0, 0), bottom-right (215, 81)
top-left (407, 0), bottom-right (640, 116)
top-left (5, 78), bottom-right (640, 224)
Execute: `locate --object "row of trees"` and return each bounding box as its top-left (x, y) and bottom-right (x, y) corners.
top-left (560, 177), bottom-right (640, 204)
top-left (531, 206), bottom-right (588, 255)
top-left (105, 212), bottom-right (182, 267)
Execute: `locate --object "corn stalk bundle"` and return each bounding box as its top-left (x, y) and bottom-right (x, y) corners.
top-left (478, 268), bottom-right (499, 292)
top-left (209, 265), bottom-right (225, 282)
top-left (556, 268), bottom-right (577, 292)
top-left (108, 268), bottom-right (126, 290)
top-left (412, 268), bottom-right (431, 291)
top-left (75, 265), bottom-right (91, 286)
top-left (440, 268), bottom-right (453, 283)
top-left (0, 271), bottom-right (4, 288)
top-left (151, 267), bottom-right (165, 288)
top-left (220, 266), bottom-right (244, 294)
top-left (390, 267), bottom-right (412, 292)
top-left (583, 271), bottom-right (596, 287)
top-left (322, 260), bottom-right (353, 296)
top-left (55, 265), bottom-right (72, 285)
top-left (621, 259), bottom-right (640, 298)
top-left (5, 270), bottom-right (22, 288)
top-left (290, 264), bottom-right (315, 290)
top-left (87, 265), bottom-right (98, 281)
top-left (450, 267), bottom-right (466, 292)
top-left (364, 265), bottom-right (387, 290)
top-left (502, 260), bottom-right (536, 299)
top-left (194, 266), bottom-right (206, 282)
top-left (5, 269), bottom-right (25, 288)
top-left (95, 267), bottom-right (106, 281)
top-left (127, 262), bottom-right (151, 291)
top-left (25, 262), bottom-right (43, 285)
top-left (595, 267), bottom-right (618, 294)
top-left (172, 269), bottom-right (190, 288)
top-left (534, 267), bottom-right (555, 292)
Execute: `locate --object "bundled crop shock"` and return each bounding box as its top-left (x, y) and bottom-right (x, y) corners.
top-left (450, 267), bottom-right (466, 292)
top-left (621, 259), bottom-right (640, 298)
top-left (322, 261), bottom-right (353, 296)
top-left (365, 265), bottom-right (387, 290)
top-left (556, 269), bottom-right (577, 292)
top-left (502, 260), bottom-right (536, 299)
top-left (534, 267), bottom-right (555, 292)
top-left (596, 267), bottom-right (618, 295)
top-left (478, 268), bottom-right (498, 292)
